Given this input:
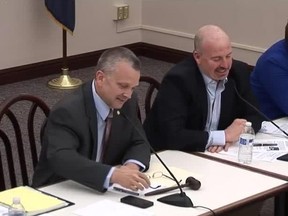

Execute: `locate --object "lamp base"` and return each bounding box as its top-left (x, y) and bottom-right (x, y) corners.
top-left (48, 68), bottom-right (82, 89)
top-left (157, 192), bottom-right (193, 207)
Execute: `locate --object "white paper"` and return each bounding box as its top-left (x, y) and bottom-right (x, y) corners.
top-left (109, 183), bottom-right (164, 196)
top-left (253, 139), bottom-right (288, 152)
top-left (0, 205), bottom-right (8, 215)
top-left (108, 164), bottom-right (201, 196)
top-left (252, 151), bottom-right (287, 161)
top-left (218, 140), bottom-right (288, 162)
top-left (73, 199), bottom-right (154, 216)
top-left (260, 121), bottom-right (288, 137)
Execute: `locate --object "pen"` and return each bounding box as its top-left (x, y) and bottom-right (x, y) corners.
top-left (113, 186), bottom-right (139, 196)
top-left (144, 185), bottom-right (179, 196)
top-left (253, 143), bottom-right (278, 147)
top-left (263, 143), bottom-right (277, 146)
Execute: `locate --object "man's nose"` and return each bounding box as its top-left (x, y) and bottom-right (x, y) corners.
top-left (220, 58), bottom-right (230, 69)
top-left (123, 89), bottom-right (133, 99)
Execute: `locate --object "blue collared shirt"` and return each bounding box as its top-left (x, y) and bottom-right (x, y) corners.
top-left (201, 73), bottom-right (227, 148)
top-left (91, 81), bottom-right (111, 162)
top-left (91, 81), bottom-right (145, 188)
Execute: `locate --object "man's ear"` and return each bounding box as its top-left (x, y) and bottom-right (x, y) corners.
top-left (95, 70), bottom-right (105, 81)
top-left (193, 51), bottom-right (201, 64)
top-left (95, 70), bottom-right (106, 87)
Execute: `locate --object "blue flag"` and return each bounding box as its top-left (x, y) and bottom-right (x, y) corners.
top-left (45, 0), bottom-right (75, 33)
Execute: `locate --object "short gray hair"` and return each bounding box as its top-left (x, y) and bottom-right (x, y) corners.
top-left (95, 47), bottom-right (141, 73)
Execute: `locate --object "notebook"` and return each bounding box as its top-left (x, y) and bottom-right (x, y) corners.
top-left (0, 186), bottom-right (73, 216)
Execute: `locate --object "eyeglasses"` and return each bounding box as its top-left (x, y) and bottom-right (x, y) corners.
top-left (147, 171), bottom-right (175, 181)
top-left (146, 171), bottom-right (182, 189)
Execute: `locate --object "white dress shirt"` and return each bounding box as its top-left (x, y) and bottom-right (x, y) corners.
top-left (201, 73), bottom-right (227, 148)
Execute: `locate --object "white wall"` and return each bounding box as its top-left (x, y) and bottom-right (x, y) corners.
top-left (0, 0), bottom-right (142, 70)
top-left (0, 0), bottom-right (287, 70)
top-left (140, 0), bottom-right (287, 65)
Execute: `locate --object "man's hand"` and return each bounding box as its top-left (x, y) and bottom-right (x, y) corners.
top-left (110, 165), bottom-right (150, 191)
top-left (207, 145), bottom-right (223, 153)
top-left (225, 118), bottom-right (247, 144)
top-left (223, 141), bottom-right (234, 152)
top-left (207, 141), bottom-right (237, 153)
top-left (208, 119), bottom-right (247, 153)
top-left (124, 162), bottom-right (140, 170)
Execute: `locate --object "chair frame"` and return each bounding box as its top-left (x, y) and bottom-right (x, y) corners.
top-left (138, 76), bottom-right (160, 121)
top-left (0, 94), bottom-right (50, 190)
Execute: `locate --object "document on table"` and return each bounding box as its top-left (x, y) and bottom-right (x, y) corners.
top-left (253, 139), bottom-right (288, 152)
top-left (0, 205), bottom-right (7, 215)
top-left (260, 121), bottom-right (288, 137)
top-left (108, 162), bottom-right (201, 196)
top-left (218, 139), bottom-right (288, 162)
top-left (0, 186), bottom-right (73, 216)
top-left (73, 199), bottom-right (154, 216)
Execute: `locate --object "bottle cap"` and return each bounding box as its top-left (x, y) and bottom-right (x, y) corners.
top-left (12, 197), bottom-right (21, 204)
top-left (245, 121), bottom-right (252, 127)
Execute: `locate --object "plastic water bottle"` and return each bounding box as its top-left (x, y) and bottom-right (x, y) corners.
top-left (238, 121), bottom-right (255, 164)
top-left (8, 197), bottom-right (26, 216)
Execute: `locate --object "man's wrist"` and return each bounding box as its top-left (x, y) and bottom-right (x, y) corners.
top-left (124, 162), bottom-right (140, 170)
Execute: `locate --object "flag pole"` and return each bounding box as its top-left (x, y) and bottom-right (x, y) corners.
top-left (48, 29), bottom-right (82, 89)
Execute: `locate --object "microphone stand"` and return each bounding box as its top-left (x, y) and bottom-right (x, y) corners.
top-left (233, 82), bottom-right (288, 162)
top-left (146, 182), bottom-right (188, 196)
top-left (120, 111), bottom-right (193, 207)
top-left (233, 84), bottom-right (288, 137)
top-left (149, 146), bottom-right (193, 207)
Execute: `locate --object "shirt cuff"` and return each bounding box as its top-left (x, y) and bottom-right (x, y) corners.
top-left (103, 167), bottom-right (115, 189)
top-left (103, 160), bottom-right (146, 189)
top-left (123, 159), bottom-right (146, 171)
top-left (206, 130), bottom-right (225, 148)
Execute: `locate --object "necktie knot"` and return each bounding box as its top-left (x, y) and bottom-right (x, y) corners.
top-left (106, 109), bottom-right (113, 120)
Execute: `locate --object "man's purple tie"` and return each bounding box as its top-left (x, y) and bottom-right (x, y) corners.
top-left (101, 109), bottom-right (113, 162)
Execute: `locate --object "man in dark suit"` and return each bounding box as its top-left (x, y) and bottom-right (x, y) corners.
top-left (144, 25), bottom-right (263, 153)
top-left (33, 47), bottom-right (151, 192)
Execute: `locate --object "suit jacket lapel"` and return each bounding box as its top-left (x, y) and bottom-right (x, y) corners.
top-left (219, 78), bottom-right (234, 128)
top-left (82, 81), bottom-right (98, 160)
top-left (195, 70), bottom-right (208, 128)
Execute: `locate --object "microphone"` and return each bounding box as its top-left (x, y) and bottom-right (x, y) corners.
top-left (118, 110), bottom-right (198, 207)
top-left (232, 80), bottom-right (288, 137)
top-left (145, 177), bottom-right (201, 196)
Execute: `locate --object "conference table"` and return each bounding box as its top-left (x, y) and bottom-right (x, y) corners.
top-left (193, 117), bottom-right (288, 216)
top-left (194, 118), bottom-right (288, 181)
top-left (40, 150), bottom-right (288, 216)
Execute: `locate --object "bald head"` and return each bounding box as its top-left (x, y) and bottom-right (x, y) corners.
top-left (194, 25), bottom-right (231, 53)
top-left (193, 25), bottom-right (233, 81)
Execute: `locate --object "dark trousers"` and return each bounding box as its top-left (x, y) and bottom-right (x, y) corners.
top-left (275, 192), bottom-right (288, 216)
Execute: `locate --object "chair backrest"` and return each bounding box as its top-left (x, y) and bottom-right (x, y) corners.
top-left (137, 76), bottom-right (160, 121)
top-left (0, 94), bottom-right (50, 191)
